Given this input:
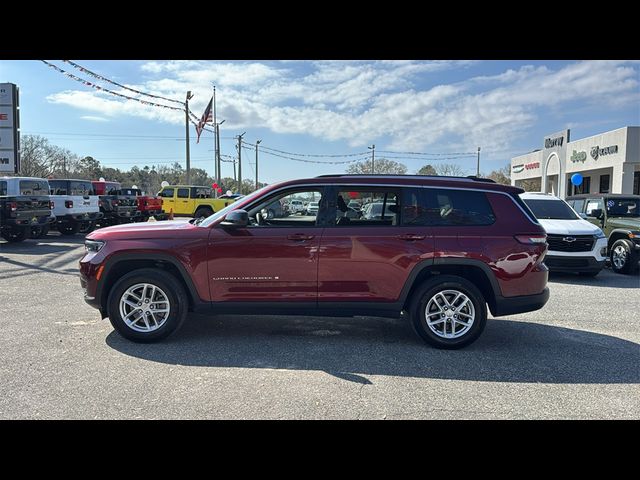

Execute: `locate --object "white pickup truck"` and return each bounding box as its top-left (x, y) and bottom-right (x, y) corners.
top-left (47, 179), bottom-right (103, 235)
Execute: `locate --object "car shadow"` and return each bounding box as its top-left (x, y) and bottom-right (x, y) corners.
top-left (549, 271), bottom-right (639, 288)
top-left (0, 233), bottom-right (86, 255)
top-left (106, 316), bottom-right (640, 385)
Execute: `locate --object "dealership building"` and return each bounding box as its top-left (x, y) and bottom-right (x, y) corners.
top-left (510, 126), bottom-right (639, 199)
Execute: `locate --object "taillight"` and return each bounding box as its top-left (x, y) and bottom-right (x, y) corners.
top-left (50, 201), bottom-right (54, 209)
top-left (112, 200), bottom-right (119, 206)
top-left (515, 234), bottom-right (547, 245)
top-left (65, 200), bottom-right (73, 208)
top-left (99, 200), bottom-right (103, 207)
top-left (9, 201), bottom-right (17, 212)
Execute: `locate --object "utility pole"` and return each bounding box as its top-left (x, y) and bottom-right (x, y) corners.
top-left (236, 132), bottom-right (245, 194)
top-left (212, 85), bottom-right (217, 188)
top-left (476, 146), bottom-right (481, 177)
top-left (368, 144), bottom-right (375, 174)
top-left (185, 90), bottom-right (194, 184)
top-left (216, 119), bottom-right (225, 189)
top-left (255, 139), bottom-right (261, 190)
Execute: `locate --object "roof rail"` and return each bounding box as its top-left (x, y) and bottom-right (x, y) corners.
top-left (316, 174), bottom-right (496, 183)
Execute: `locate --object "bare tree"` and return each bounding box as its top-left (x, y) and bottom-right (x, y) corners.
top-left (484, 164), bottom-right (511, 185)
top-left (346, 158), bottom-right (407, 175)
top-left (19, 135), bottom-right (79, 178)
top-left (434, 163), bottom-right (467, 176)
top-left (417, 164), bottom-right (437, 175)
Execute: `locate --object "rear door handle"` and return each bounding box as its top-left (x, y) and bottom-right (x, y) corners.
top-left (398, 234), bottom-right (426, 241)
top-left (287, 234), bottom-right (315, 241)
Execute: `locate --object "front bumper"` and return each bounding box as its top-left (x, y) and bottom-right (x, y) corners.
top-left (492, 287), bottom-right (550, 317)
top-left (544, 255), bottom-right (606, 273)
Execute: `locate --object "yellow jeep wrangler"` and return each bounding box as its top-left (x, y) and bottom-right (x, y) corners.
top-left (157, 185), bottom-right (236, 218)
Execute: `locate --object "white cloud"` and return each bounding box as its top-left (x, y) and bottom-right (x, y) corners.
top-left (46, 60), bottom-right (640, 153)
top-left (80, 115), bottom-right (109, 122)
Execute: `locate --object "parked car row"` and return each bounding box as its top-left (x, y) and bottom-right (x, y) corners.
top-left (0, 176), bottom-right (168, 242)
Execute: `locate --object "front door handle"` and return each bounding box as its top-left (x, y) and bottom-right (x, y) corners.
top-left (287, 234), bottom-right (315, 241)
top-left (398, 234), bottom-right (426, 241)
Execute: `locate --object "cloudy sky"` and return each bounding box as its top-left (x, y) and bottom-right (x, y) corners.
top-left (2, 60), bottom-right (639, 183)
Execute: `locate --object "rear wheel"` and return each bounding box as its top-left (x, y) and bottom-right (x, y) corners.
top-left (1, 227), bottom-right (27, 243)
top-left (59, 221), bottom-right (80, 236)
top-left (610, 239), bottom-right (638, 274)
top-left (31, 224), bottom-right (50, 238)
top-left (78, 221), bottom-right (95, 234)
top-left (194, 207), bottom-right (213, 220)
top-left (107, 268), bottom-right (188, 343)
top-left (408, 275), bottom-right (487, 349)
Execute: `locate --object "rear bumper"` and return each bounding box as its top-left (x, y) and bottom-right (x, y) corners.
top-left (544, 255), bottom-right (606, 273)
top-left (57, 212), bottom-right (104, 222)
top-left (492, 287), bottom-right (550, 317)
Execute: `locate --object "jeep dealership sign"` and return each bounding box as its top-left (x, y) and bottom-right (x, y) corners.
top-left (0, 83), bottom-right (20, 173)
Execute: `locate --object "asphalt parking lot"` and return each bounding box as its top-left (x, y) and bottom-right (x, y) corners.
top-left (1, 232), bottom-right (639, 419)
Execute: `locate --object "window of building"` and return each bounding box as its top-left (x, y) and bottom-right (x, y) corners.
top-left (334, 189), bottom-right (399, 226)
top-left (573, 177), bottom-right (591, 195)
top-left (599, 175), bottom-right (610, 194)
top-left (177, 188), bottom-right (190, 199)
top-left (634, 171), bottom-right (640, 195)
top-left (403, 188), bottom-right (495, 226)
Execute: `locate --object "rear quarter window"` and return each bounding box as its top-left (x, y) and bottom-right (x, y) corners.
top-left (403, 188), bottom-right (495, 226)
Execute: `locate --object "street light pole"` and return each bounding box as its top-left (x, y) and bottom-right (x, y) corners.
top-left (216, 119), bottom-right (225, 188)
top-left (237, 132), bottom-right (245, 194)
top-left (255, 139), bottom-right (261, 190)
top-left (476, 146), bottom-right (481, 177)
top-left (368, 144), bottom-right (375, 174)
top-left (185, 90), bottom-right (194, 184)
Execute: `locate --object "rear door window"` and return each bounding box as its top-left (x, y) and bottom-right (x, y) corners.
top-left (332, 188), bottom-right (400, 226)
top-left (177, 188), bottom-right (190, 199)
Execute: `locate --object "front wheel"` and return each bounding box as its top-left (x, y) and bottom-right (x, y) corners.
top-left (408, 275), bottom-right (487, 349)
top-left (194, 207), bottom-right (213, 220)
top-left (610, 239), bottom-right (638, 275)
top-left (59, 221), bottom-right (80, 235)
top-left (107, 268), bottom-right (189, 343)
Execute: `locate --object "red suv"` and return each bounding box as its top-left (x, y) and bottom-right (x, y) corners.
top-left (79, 175), bottom-right (549, 349)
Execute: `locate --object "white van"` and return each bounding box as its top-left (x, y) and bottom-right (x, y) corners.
top-left (520, 192), bottom-right (608, 276)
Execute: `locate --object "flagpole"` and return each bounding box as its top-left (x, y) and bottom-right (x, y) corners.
top-left (213, 85), bottom-right (217, 197)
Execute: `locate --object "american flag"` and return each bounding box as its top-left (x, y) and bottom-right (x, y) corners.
top-left (195, 97), bottom-right (213, 143)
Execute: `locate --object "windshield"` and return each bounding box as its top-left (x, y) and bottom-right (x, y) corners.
top-left (606, 198), bottom-right (639, 217)
top-left (198, 185), bottom-right (271, 227)
top-left (523, 198), bottom-right (578, 220)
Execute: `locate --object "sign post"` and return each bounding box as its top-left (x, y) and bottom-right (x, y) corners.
top-left (0, 83), bottom-right (20, 174)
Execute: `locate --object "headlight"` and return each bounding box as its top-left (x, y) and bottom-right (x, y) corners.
top-left (595, 230), bottom-right (606, 239)
top-left (85, 240), bottom-right (105, 253)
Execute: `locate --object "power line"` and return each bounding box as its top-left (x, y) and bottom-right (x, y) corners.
top-left (241, 144), bottom-right (364, 165)
top-left (62, 60), bottom-right (185, 106)
top-left (377, 150), bottom-right (477, 156)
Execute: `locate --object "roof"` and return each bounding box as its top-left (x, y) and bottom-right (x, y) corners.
top-left (570, 193), bottom-right (640, 199)
top-left (520, 192), bottom-right (562, 200)
top-left (48, 178), bottom-right (94, 183)
top-left (160, 185), bottom-right (211, 188)
top-left (0, 176), bottom-right (51, 182)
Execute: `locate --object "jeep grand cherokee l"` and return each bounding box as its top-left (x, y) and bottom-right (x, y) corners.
top-left (79, 174), bottom-right (550, 349)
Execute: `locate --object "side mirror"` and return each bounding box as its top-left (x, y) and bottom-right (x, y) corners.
top-left (221, 209), bottom-right (248, 228)
top-left (590, 209), bottom-right (603, 219)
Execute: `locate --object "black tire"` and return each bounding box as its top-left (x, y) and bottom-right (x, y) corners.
top-left (107, 268), bottom-right (189, 343)
top-left (578, 270), bottom-right (600, 277)
top-left (1, 227), bottom-right (27, 243)
top-left (31, 224), bottom-right (50, 238)
top-left (194, 207), bottom-right (213, 219)
top-left (59, 221), bottom-right (80, 236)
top-left (408, 275), bottom-right (487, 349)
top-left (78, 221), bottom-right (95, 234)
top-left (610, 239), bottom-right (638, 275)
